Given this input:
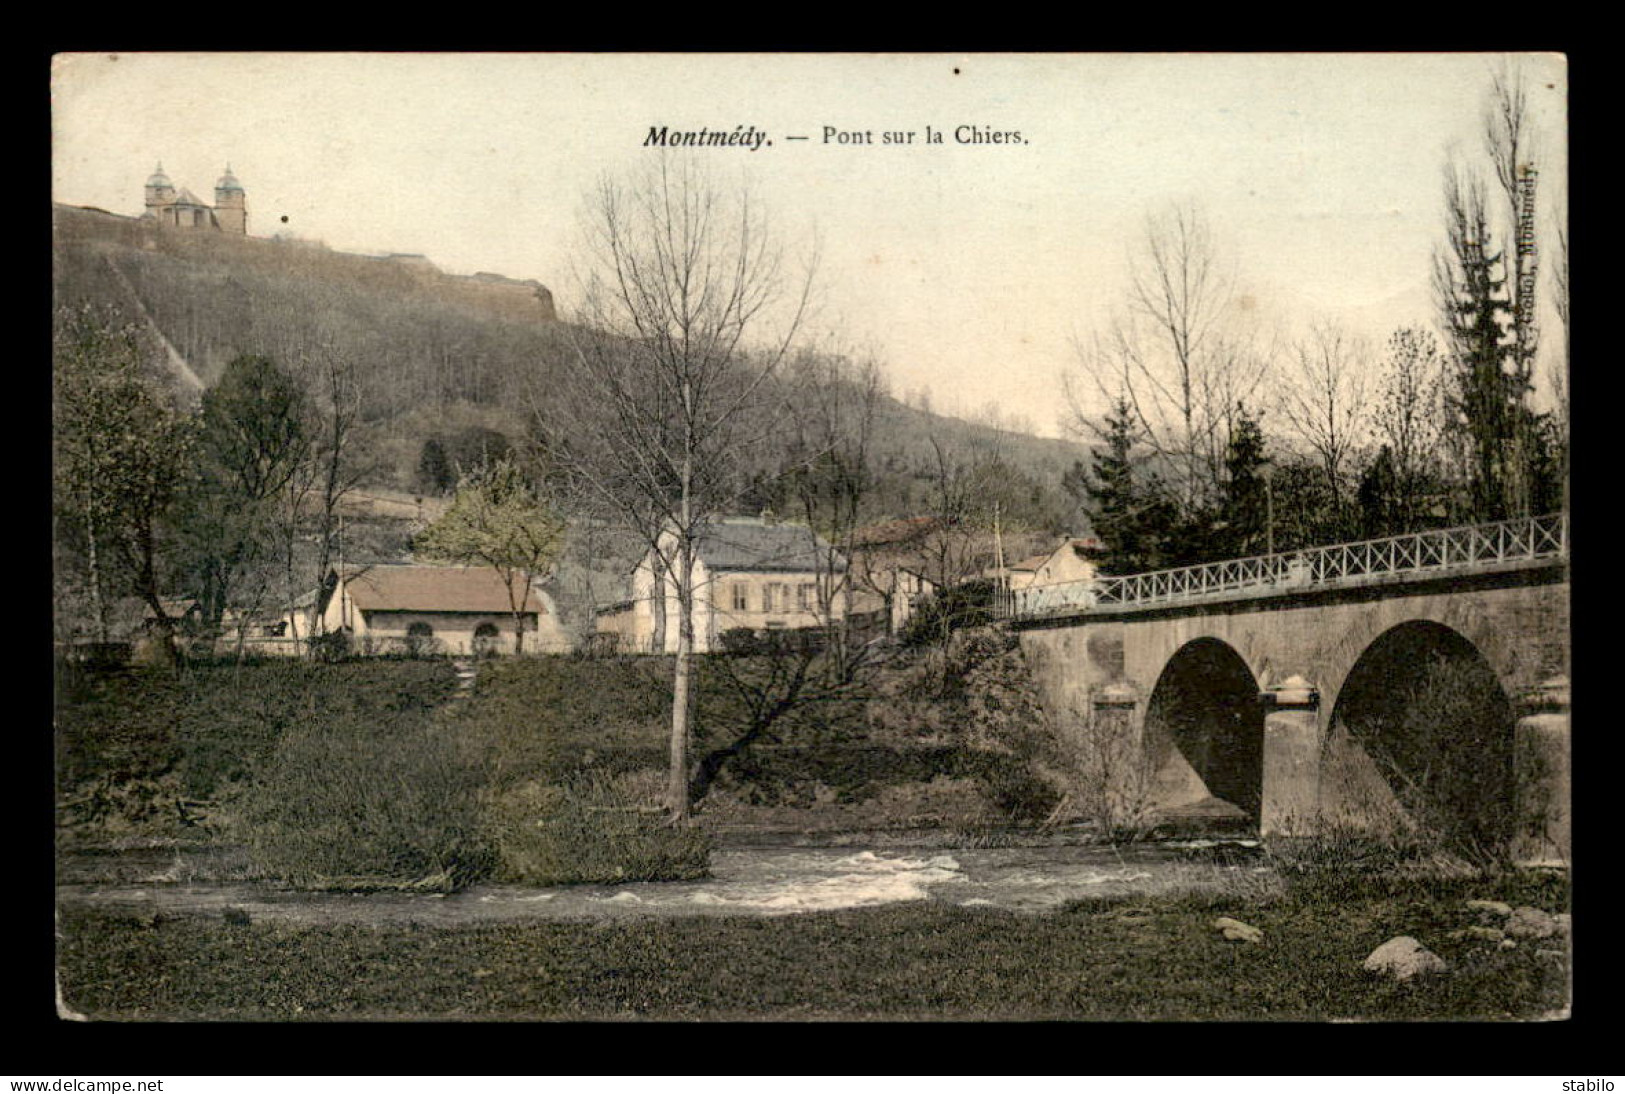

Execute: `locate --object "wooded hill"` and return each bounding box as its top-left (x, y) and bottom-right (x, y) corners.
top-left (53, 203), bottom-right (1093, 540)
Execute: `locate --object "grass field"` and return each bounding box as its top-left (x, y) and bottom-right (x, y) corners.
top-left (56, 870), bottom-right (1569, 1022)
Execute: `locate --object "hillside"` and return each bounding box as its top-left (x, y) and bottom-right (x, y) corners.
top-left (53, 203), bottom-right (563, 414)
top-left (52, 203), bottom-right (1098, 589)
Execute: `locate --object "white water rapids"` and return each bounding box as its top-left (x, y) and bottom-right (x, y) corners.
top-left (59, 844), bottom-right (1269, 925)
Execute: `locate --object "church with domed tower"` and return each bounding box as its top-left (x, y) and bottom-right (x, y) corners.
top-left (142, 163), bottom-right (247, 234)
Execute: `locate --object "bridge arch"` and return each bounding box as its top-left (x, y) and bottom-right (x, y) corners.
top-left (1325, 620), bottom-right (1515, 853)
top-left (1143, 637), bottom-right (1264, 825)
top-left (1317, 600), bottom-right (1525, 717)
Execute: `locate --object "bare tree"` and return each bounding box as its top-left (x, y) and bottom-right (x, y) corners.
top-left (918, 431), bottom-right (1004, 600)
top-left (275, 337), bottom-right (370, 647)
top-left (1278, 320), bottom-right (1371, 530)
top-left (306, 341), bottom-right (371, 610)
top-left (1370, 327), bottom-right (1448, 532)
top-left (778, 346), bottom-right (884, 671)
top-left (1126, 204), bottom-right (1226, 510)
top-left (1067, 204), bottom-right (1270, 518)
top-left (537, 156), bottom-right (816, 823)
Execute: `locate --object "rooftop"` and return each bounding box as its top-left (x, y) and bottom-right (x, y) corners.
top-left (691, 519), bottom-right (845, 574)
top-left (340, 564), bottom-right (545, 615)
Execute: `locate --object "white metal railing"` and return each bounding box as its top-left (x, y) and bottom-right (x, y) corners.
top-left (1001, 512), bottom-right (1568, 621)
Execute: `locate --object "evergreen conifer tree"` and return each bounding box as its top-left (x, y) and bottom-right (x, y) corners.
top-left (1072, 395), bottom-right (1154, 574)
top-left (1219, 405), bottom-right (1269, 558)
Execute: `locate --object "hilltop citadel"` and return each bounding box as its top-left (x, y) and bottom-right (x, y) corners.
top-left (54, 164), bottom-right (557, 323)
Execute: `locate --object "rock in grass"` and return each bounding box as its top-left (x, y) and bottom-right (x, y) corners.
top-left (1505, 906), bottom-right (1558, 940)
top-left (222, 906), bottom-right (252, 927)
top-left (1213, 916), bottom-right (1263, 944)
top-left (1465, 899), bottom-right (1513, 918)
top-left (1447, 925), bottom-right (1505, 943)
top-left (1362, 936), bottom-right (1446, 981)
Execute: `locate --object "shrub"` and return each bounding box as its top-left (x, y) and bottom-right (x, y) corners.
top-left (898, 579), bottom-right (997, 647)
top-left (1354, 652), bottom-right (1517, 864)
top-left (1057, 710), bottom-right (1159, 841)
top-left (573, 633), bottom-right (622, 659)
top-left (60, 770), bottom-right (189, 837)
top-left (449, 658), bottom-right (711, 884)
top-left (487, 771), bottom-right (710, 885)
top-left (456, 657), bottom-right (670, 781)
top-left (718, 626), bottom-right (765, 657)
top-left (306, 630), bottom-right (350, 662)
top-left (239, 715), bottom-right (495, 891)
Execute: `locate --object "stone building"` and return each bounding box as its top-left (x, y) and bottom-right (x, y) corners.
top-left (313, 564), bottom-right (571, 656)
top-left (142, 163), bottom-right (247, 234)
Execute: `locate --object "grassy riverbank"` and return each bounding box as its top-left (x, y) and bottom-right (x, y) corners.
top-left (57, 869), bottom-right (1568, 1022)
top-left (55, 644), bottom-right (1066, 887)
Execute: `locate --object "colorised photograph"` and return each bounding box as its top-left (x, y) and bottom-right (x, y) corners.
top-left (51, 51), bottom-right (1570, 1022)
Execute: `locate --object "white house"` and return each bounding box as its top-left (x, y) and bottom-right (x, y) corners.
top-left (596, 517), bottom-right (847, 654)
top-left (1027, 537), bottom-right (1103, 588)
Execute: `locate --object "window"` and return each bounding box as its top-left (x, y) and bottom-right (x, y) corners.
top-left (767, 583), bottom-right (789, 612)
top-left (731, 583), bottom-right (749, 612)
top-left (406, 621), bottom-right (437, 658)
top-left (796, 583), bottom-right (816, 612)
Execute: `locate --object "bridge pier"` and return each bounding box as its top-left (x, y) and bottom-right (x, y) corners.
top-left (1512, 676), bottom-right (1570, 866)
top-left (1259, 675), bottom-right (1323, 837)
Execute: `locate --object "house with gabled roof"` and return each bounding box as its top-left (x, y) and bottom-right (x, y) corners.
top-left (1007, 537), bottom-right (1104, 591)
top-left (595, 517), bottom-right (847, 654)
top-left (843, 517), bottom-right (946, 636)
top-left (316, 563), bottom-right (570, 655)
top-left (1001, 550), bottom-right (1052, 591)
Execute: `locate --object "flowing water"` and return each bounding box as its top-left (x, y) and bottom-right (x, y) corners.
top-left (57, 841), bottom-right (1272, 926)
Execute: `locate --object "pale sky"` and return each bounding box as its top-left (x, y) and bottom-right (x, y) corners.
top-left (51, 52), bottom-right (1568, 438)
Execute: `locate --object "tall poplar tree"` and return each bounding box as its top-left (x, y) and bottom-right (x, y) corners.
top-left (53, 306), bottom-right (193, 650)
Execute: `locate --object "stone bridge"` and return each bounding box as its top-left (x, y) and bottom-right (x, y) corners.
top-left (1006, 515), bottom-right (1570, 863)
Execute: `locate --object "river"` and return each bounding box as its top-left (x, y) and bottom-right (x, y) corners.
top-left (57, 840), bottom-right (1274, 926)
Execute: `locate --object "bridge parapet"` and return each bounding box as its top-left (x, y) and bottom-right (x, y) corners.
top-left (1001, 513), bottom-right (1568, 622)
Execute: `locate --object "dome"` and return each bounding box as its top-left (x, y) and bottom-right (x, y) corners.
top-left (146, 163), bottom-right (172, 188)
top-left (215, 166), bottom-right (243, 193)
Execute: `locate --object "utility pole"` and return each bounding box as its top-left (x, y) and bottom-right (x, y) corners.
top-left (338, 513), bottom-right (348, 632)
top-left (992, 500), bottom-right (1007, 615)
top-left (1264, 463), bottom-right (1275, 557)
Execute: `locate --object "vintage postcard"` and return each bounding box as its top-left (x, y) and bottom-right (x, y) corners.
top-left (51, 52), bottom-right (1569, 1025)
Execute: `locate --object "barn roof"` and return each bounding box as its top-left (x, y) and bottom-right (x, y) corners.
top-left (341, 565), bottom-right (544, 614)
